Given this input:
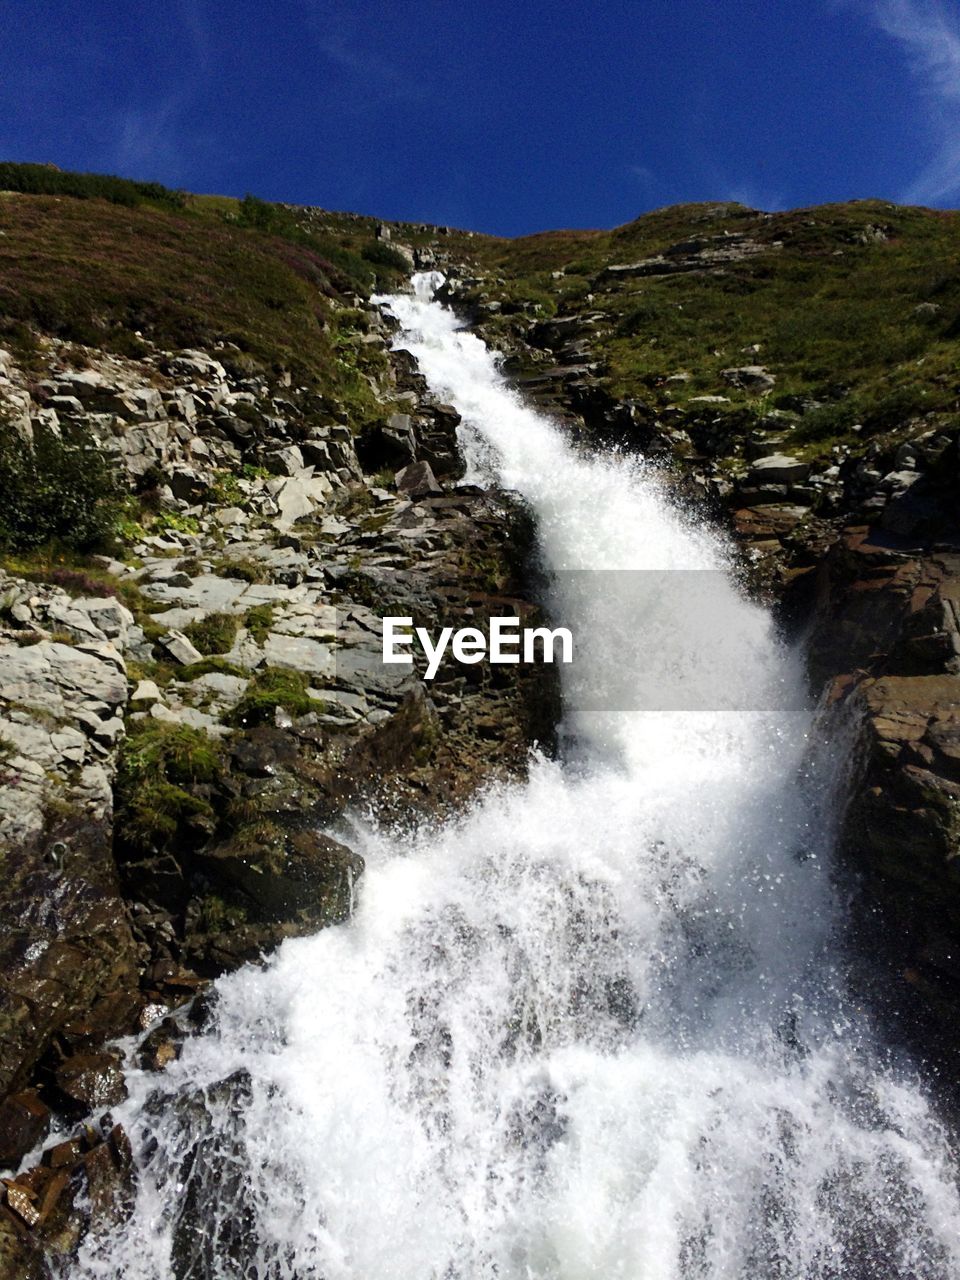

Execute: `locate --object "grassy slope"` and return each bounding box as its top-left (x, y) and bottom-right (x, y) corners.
top-left (1, 163), bottom-right (959, 464)
top-left (0, 165), bottom-right (412, 413)
top-left (458, 200), bottom-right (960, 461)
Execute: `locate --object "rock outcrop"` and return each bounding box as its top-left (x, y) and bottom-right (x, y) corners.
top-left (0, 268), bottom-right (559, 1264)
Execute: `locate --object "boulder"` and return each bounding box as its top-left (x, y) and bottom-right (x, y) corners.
top-left (749, 455), bottom-right (810, 485)
top-left (53, 1052), bottom-right (127, 1113)
top-left (395, 460), bottom-right (441, 498)
top-left (160, 631), bottom-right (205, 666)
top-left (262, 446), bottom-right (305, 477)
top-left (721, 365), bottom-right (776, 393)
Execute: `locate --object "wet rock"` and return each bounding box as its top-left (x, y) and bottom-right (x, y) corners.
top-left (197, 830), bottom-right (362, 925)
top-left (53, 1052), bottom-right (127, 1113)
top-left (137, 1019), bottom-right (184, 1072)
top-left (0, 1092), bottom-right (49, 1170)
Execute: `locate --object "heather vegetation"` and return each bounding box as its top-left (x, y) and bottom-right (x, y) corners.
top-left (0, 162), bottom-right (410, 410)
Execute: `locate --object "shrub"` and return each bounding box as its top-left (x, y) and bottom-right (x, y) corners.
top-left (116, 721), bottom-right (224, 854)
top-left (0, 421), bottom-right (124, 552)
top-left (183, 611), bottom-right (239, 655)
top-left (215, 556), bottom-right (266, 583)
top-left (243, 603), bottom-right (274, 644)
top-left (227, 668), bottom-right (323, 726)
top-left (0, 161), bottom-right (185, 209)
top-left (360, 240), bottom-right (410, 275)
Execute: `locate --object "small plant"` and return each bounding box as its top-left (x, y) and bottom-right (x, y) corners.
top-left (209, 472), bottom-right (247, 508)
top-left (227, 667), bottom-right (324, 726)
top-left (153, 511), bottom-right (201, 536)
top-left (183, 611), bottom-right (240, 655)
top-left (243, 603), bottom-right (275, 644)
top-left (215, 556), bottom-right (266, 584)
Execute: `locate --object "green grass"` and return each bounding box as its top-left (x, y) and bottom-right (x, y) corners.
top-left (183, 611), bottom-right (240, 655)
top-left (178, 656), bottom-right (247, 681)
top-left (243, 603), bottom-right (275, 644)
top-left (226, 668), bottom-right (324, 726)
top-left (115, 720), bottom-right (225, 854)
top-left (459, 199), bottom-right (960, 463)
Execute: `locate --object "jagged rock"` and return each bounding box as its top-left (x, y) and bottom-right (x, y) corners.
top-left (395, 459), bottom-right (441, 497)
top-left (53, 1052), bottom-right (127, 1113)
top-left (0, 1091), bottom-right (49, 1169)
top-left (69, 597), bottom-right (134, 642)
top-left (274, 473), bottom-right (331, 529)
top-left (356, 417), bottom-right (417, 472)
top-left (168, 467), bottom-right (209, 503)
top-left (197, 830), bottom-right (362, 925)
top-left (262, 445), bottom-right (304, 476)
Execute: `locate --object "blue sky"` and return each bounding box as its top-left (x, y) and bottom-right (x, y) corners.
top-left (2, 0), bottom-right (960, 235)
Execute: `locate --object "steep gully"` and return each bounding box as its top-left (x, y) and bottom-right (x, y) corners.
top-left (74, 274), bottom-right (960, 1278)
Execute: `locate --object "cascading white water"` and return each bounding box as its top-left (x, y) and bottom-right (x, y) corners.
top-left (74, 273), bottom-right (960, 1279)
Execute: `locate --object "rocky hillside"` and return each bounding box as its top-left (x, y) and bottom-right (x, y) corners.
top-left (2, 165), bottom-right (960, 1270)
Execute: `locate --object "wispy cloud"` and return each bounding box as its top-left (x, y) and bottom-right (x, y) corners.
top-left (302, 0), bottom-right (423, 106)
top-left (95, 0), bottom-right (215, 183)
top-left (715, 182), bottom-right (785, 212)
top-left (865, 0), bottom-right (960, 203)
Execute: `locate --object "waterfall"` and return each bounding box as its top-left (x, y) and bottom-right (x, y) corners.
top-left (74, 275), bottom-right (960, 1279)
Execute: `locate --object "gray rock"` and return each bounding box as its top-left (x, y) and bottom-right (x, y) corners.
top-left (71, 597), bottom-right (135, 642)
top-left (275, 473), bottom-right (331, 529)
top-left (749, 455), bottom-right (810, 485)
top-left (215, 506), bottom-right (247, 526)
top-left (721, 365), bottom-right (776, 393)
top-left (161, 630), bottom-right (205, 666)
top-left (263, 445), bottom-right (305, 477)
top-left (131, 679), bottom-right (163, 708)
top-left (262, 634), bottom-right (335, 678)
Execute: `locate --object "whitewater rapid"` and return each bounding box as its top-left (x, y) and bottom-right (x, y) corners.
top-left (75, 273), bottom-right (960, 1279)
